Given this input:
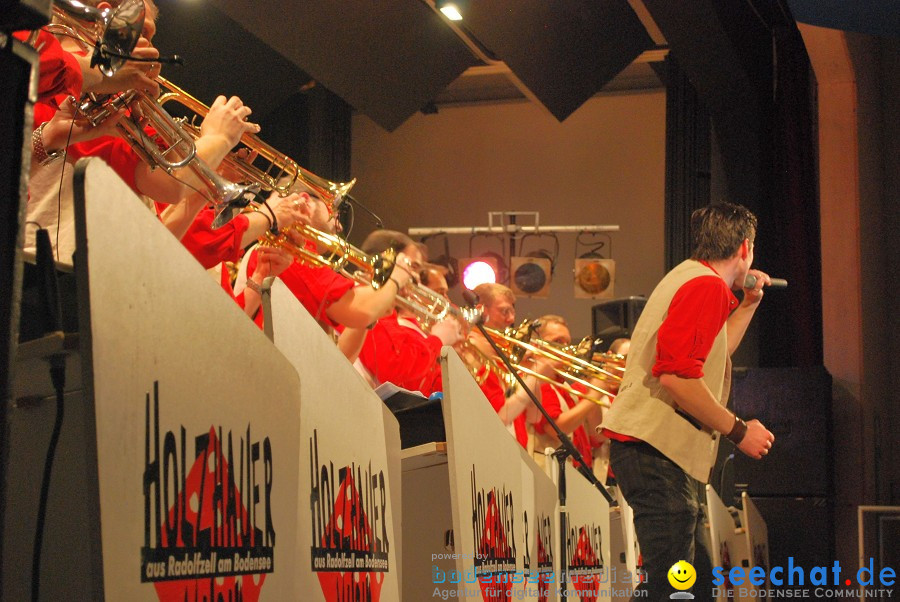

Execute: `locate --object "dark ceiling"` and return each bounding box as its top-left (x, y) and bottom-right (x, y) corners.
top-left (152, 0), bottom-right (897, 134)
top-left (152, 0), bottom-right (659, 131)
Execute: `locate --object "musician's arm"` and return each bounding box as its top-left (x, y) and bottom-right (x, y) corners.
top-left (337, 327), bottom-right (368, 362)
top-left (133, 96), bottom-right (258, 204)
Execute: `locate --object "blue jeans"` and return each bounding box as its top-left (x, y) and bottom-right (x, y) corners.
top-left (610, 440), bottom-right (713, 602)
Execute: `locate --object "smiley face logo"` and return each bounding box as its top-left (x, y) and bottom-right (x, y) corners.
top-left (668, 560), bottom-right (696, 590)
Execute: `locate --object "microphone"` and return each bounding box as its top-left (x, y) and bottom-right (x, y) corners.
top-left (462, 289), bottom-right (480, 308)
top-left (97, 46), bottom-right (185, 66)
top-left (342, 195), bottom-right (384, 229)
top-left (744, 274), bottom-right (788, 289)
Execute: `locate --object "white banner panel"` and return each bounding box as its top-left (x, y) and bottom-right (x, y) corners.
top-left (706, 485), bottom-right (747, 602)
top-left (519, 446), bottom-right (560, 602)
top-left (560, 462), bottom-right (612, 602)
top-left (739, 492), bottom-right (770, 601)
top-left (615, 487), bottom-right (645, 587)
top-left (267, 280), bottom-right (401, 602)
top-left (440, 350), bottom-right (528, 601)
top-left (399, 443), bottom-right (454, 600)
top-left (72, 159), bottom-right (302, 601)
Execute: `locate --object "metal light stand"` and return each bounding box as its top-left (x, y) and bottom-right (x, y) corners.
top-left (470, 313), bottom-right (615, 602)
top-left (410, 212), bottom-right (619, 287)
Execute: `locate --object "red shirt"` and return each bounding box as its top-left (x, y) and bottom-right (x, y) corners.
top-left (14, 30), bottom-right (83, 107)
top-left (32, 98), bottom-right (142, 193)
top-left (478, 367), bottom-right (529, 449)
top-left (67, 136), bottom-right (142, 192)
top-left (536, 382), bottom-right (594, 470)
top-left (653, 268), bottom-right (738, 379)
top-left (358, 312), bottom-right (444, 396)
top-left (165, 205), bottom-right (250, 269)
top-left (246, 248), bottom-right (354, 329)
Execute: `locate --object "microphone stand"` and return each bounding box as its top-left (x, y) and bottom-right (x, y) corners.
top-left (470, 315), bottom-right (615, 601)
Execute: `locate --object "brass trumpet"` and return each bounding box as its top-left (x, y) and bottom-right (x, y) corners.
top-left (156, 76), bottom-right (357, 203)
top-left (259, 224), bottom-right (395, 289)
top-left (78, 89), bottom-right (259, 228)
top-left (393, 282), bottom-right (482, 330)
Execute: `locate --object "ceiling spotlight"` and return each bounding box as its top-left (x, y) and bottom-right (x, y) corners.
top-left (438, 2), bottom-right (464, 21)
top-left (574, 231), bottom-right (615, 299)
top-left (462, 260), bottom-right (496, 290)
top-left (511, 234), bottom-right (558, 298)
top-left (574, 258), bottom-right (616, 299)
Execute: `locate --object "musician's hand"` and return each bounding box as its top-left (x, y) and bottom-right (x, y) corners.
top-left (430, 318), bottom-right (463, 346)
top-left (253, 246), bottom-right (293, 280)
top-left (38, 96), bottom-right (124, 154)
top-left (270, 192), bottom-right (312, 229)
top-left (392, 252), bottom-right (417, 287)
top-left (737, 419), bottom-right (775, 459)
top-left (740, 269), bottom-right (770, 307)
top-left (201, 95), bottom-right (260, 150)
top-left (522, 355), bottom-right (556, 379)
top-left (87, 41), bottom-right (161, 97)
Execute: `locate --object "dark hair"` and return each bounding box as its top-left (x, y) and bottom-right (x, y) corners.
top-left (690, 202), bottom-right (757, 261)
top-left (360, 229), bottom-right (424, 258)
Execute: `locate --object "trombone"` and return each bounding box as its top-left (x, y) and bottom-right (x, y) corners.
top-left (481, 320), bottom-right (622, 404)
top-left (156, 76), bottom-right (357, 203)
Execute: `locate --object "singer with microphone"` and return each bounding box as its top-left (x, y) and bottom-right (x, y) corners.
top-left (600, 202), bottom-right (777, 601)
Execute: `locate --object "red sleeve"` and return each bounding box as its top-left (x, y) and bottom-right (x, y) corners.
top-left (358, 314), bottom-right (443, 394)
top-left (276, 261), bottom-right (355, 328)
top-left (14, 30), bottom-right (83, 106)
top-left (479, 368), bottom-right (507, 413)
top-left (653, 275), bottom-right (738, 379)
top-left (535, 382), bottom-right (565, 432)
top-left (67, 136), bottom-right (142, 192)
top-left (33, 102), bottom-right (57, 129)
top-left (175, 208), bottom-right (249, 269)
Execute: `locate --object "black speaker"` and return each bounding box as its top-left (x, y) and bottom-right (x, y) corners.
top-left (750, 496), bottom-right (834, 570)
top-left (591, 296), bottom-right (646, 343)
top-left (729, 366), bottom-right (832, 497)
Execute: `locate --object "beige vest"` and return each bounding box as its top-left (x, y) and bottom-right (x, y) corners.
top-left (602, 260), bottom-right (731, 483)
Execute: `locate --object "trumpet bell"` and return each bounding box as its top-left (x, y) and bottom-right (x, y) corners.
top-left (210, 182), bottom-right (261, 229)
top-left (370, 247), bottom-right (396, 289)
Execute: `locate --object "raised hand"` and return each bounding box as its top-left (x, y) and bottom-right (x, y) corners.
top-left (270, 192), bottom-right (312, 230)
top-left (200, 95), bottom-right (260, 151)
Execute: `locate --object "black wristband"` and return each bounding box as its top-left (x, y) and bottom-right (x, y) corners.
top-left (262, 201), bottom-right (278, 233)
top-left (726, 415), bottom-right (748, 445)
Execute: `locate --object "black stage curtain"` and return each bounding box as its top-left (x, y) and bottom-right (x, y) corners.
top-left (662, 56), bottom-right (711, 272)
top-left (757, 25), bottom-right (823, 367)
